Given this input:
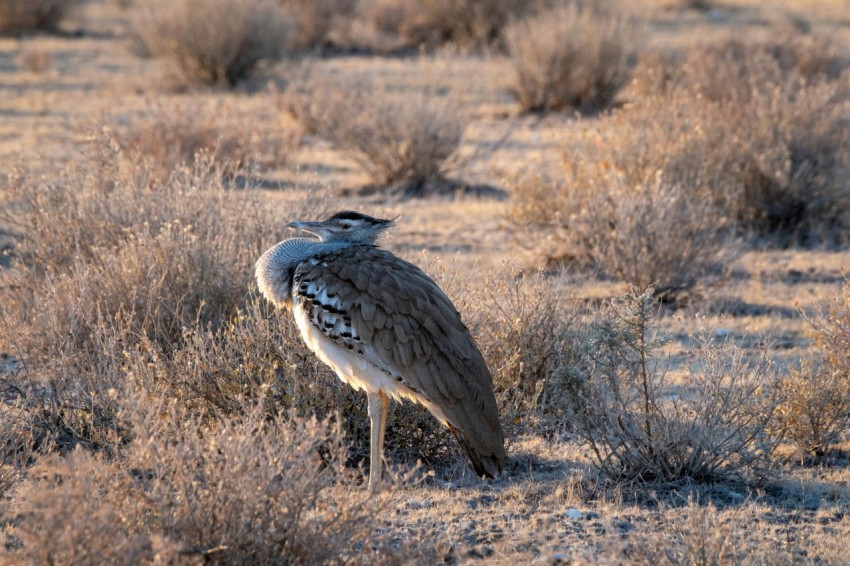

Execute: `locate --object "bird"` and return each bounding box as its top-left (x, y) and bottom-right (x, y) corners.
top-left (255, 210), bottom-right (505, 490)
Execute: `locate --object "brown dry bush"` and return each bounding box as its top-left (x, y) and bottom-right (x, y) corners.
top-left (0, 0), bottom-right (85, 35)
top-left (776, 283), bottom-right (850, 456)
top-left (775, 362), bottom-right (850, 458)
top-left (0, 151), bottom-right (306, 452)
top-left (505, 3), bottom-right (639, 112)
top-left (286, 72), bottom-right (466, 192)
top-left (516, 174), bottom-right (735, 301)
top-left (0, 176), bottom-right (265, 452)
top-left (631, 37), bottom-right (850, 243)
top-left (679, 40), bottom-right (850, 240)
top-left (466, 270), bottom-right (586, 424)
top-left (367, 0), bottom-right (533, 50)
top-left (0, 405), bottom-right (37, 500)
top-left (109, 101), bottom-right (296, 180)
top-left (676, 36), bottom-right (847, 103)
top-left (122, 298), bottom-right (457, 473)
top-left (0, 148), bottom-right (458, 473)
top-left (2, 407), bottom-right (421, 564)
top-left (509, 93), bottom-right (739, 299)
top-left (281, 0), bottom-right (357, 51)
top-left (576, 290), bottom-right (782, 487)
top-left (130, 0), bottom-right (294, 86)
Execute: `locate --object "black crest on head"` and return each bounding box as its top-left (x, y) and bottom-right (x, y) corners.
top-left (326, 211), bottom-right (394, 225)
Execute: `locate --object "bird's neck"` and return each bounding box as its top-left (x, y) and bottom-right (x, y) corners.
top-left (255, 238), bottom-right (349, 308)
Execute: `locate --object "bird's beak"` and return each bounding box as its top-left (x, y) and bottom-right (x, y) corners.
top-left (287, 220), bottom-right (326, 240)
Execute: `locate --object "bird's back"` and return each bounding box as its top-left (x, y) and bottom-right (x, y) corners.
top-left (293, 245), bottom-right (506, 478)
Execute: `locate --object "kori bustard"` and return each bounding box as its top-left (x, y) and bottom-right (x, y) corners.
top-left (255, 211), bottom-right (505, 490)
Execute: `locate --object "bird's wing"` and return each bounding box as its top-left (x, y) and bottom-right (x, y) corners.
top-left (293, 246), bottom-right (505, 477)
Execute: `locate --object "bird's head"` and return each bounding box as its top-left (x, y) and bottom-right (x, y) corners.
top-left (287, 211), bottom-right (397, 245)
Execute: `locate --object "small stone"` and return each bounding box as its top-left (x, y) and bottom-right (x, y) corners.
top-left (564, 508), bottom-right (582, 520)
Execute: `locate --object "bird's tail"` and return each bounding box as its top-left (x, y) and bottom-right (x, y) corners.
top-left (447, 423), bottom-right (506, 479)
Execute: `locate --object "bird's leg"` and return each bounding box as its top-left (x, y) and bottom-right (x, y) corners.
top-left (367, 391), bottom-right (389, 492)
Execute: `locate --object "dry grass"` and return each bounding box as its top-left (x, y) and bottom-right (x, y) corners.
top-left (505, 3), bottom-right (639, 112)
top-left (286, 72), bottom-right (466, 192)
top-left (367, 0), bottom-right (533, 50)
top-left (0, 151), bottom-right (292, 453)
top-left (777, 282), bottom-right (850, 456)
top-left (130, 0), bottom-right (294, 86)
top-left (601, 499), bottom-right (850, 565)
top-left (107, 100), bottom-right (296, 179)
top-left (3, 4), bottom-right (850, 562)
top-left (576, 290), bottom-right (782, 487)
top-left (631, 36), bottom-right (850, 243)
top-left (0, 148), bottom-right (457, 475)
top-left (464, 269), bottom-right (586, 425)
top-left (1, 405), bottom-right (425, 564)
top-left (0, 0), bottom-right (86, 35)
top-left (509, 90), bottom-right (739, 300)
top-left (282, 0), bottom-right (357, 51)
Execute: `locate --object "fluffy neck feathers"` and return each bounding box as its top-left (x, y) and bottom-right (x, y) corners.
top-left (255, 238), bottom-right (348, 308)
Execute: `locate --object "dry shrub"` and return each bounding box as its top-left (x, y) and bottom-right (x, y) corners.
top-left (2, 408), bottom-right (419, 564)
top-left (505, 3), bottom-right (639, 112)
top-left (0, 405), bottom-right (37, 500)
top-left (678, 36), bottom-right (846, 102)
top-left (121, 298), bottom-right (457, 473)
top-left (0, 147), bottom-right (456, 473)
top-left (130, 0), bottom-right (294, 86)
top-left (512, 39), bottom-right (850, 277)
top-left (775, 362), bottom-right (850, 457)
top-left (576, 290), bottom-right (782, 486)
top-left (776, 283), bottom-right (850, 456)
top-left (286, 72), bottom-right (466, 192)
top-left (462, 269), bottom-right (585, 423)
top-left (0, 0), bottom-right (85, 35)
top-left (368, 0), bottom-right (533, 50)
top-left (520, 175), bottom-right (734, 300)
top-left (677, 39), bottom-right (850, 240)
top-left (109, 101), bottom-right (295, 179)
top-left (631, 37), bottom-right (850, 243)
top-left (509, 93), bottom-right (738, 300)
top-left (0, 150), bottom-right (303, 452)
top-left (281, 0), bottom-right (356, 51)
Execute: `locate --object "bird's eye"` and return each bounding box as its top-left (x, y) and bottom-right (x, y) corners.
top-left (341, 223), bottom-right (352, 230)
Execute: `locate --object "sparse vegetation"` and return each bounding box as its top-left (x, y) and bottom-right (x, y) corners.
top-left (776, 361), bottom-right (850, 457)
top-left (108, 100), bottom-right (296, 179)
top-left (130, 0), bottom-right (294, 86)
top-left (510, 90), bottom-right (739, 299)
top-left (776, 283), bottom-right (850, 456)
top-left (512, 174), bottom-right (735, 300)
top-left (471, 269), bottom-right (586, 423)
top-left (367, 0), bottom-right (533, 50)
top-left (505, 3), bottom-right (639, 112)
top-left (3, 2), bottom-right (850, 563)
top-left (1, 407), bottom-right (425, 564)
top-left (0, 148), bottom-right (455, 478)
top-left (631, 37), bottom-right (850, 243)
top-left (286, 72), bottom-right (466, 192)
top-left (281, 0), bottom-right (357, 51)
top-left (576, 290), bottom-right (782, 486)
top-left (0, 0), bottom-right (86, 35)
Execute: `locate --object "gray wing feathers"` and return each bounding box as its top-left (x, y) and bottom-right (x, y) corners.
top-left (294, 246), bottom-right (505, 477)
